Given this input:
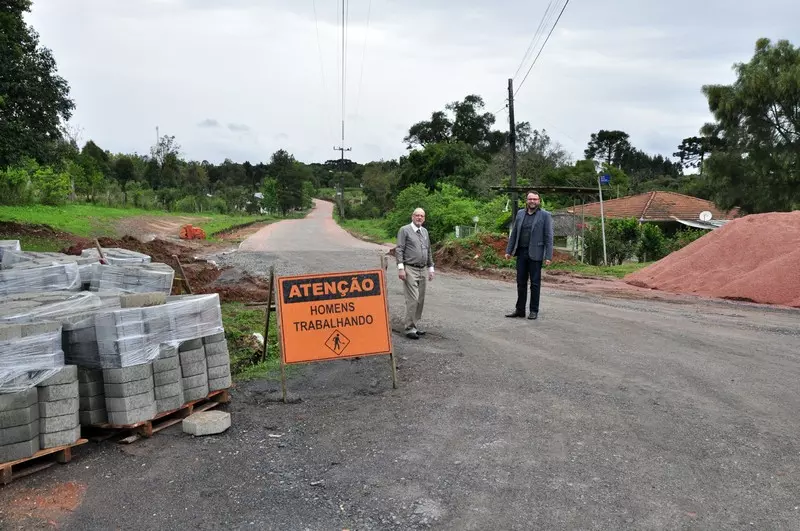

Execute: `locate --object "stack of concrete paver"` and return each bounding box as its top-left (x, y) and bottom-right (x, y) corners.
top-left (103, 364), bottom-right (156, 425)
top-left (80, 247), bottom-right (151, 266)
top-left (203, 333), bottom-right (232, 392)
top-left (154, 345), bottom-right (183, 414)
top-left (0, 321), bottom-right (65, 393)
top-left (89, 263), bottom-right (174, 294)
top-left (179, 339), bottom-right (208, 402)
top-left (0, 388), bottom-right (39, 462)
top-left (0, 240), bottom-right (21, 261)
top-left (37, 366), bottom-right (80, 449)
top-left (0, 262), bottom-right (81, 296)
top-left (78, 368), bottom-right (107, 425)
top-left (0, 292), bottom-right (105, 324)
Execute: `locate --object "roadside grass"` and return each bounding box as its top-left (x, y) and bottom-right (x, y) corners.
top-left (0, 204), bottom-right (280, 238)
top-left (547, 261), bottom-right (652, 278)
top-left (221, 302), bottom-right (289, 381)
top-left (0, 233), bottom-right (64, 252)
top-left (333, 213), bottom-right (394, 244)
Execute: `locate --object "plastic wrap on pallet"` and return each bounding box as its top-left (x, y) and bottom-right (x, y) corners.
top-left (88, 263), bottom-right (174, 294)
top-left (80, 247), bottom-right (151, 265)
top-left (0, 240), bottom-right (21, 261)
top-left (0, 292), bottom-right (105, 323)
top-left (0, 262), bottom-right (81, 296)
top-left (0, 250), bottom-right (97, 271)
top-left (93, 293), bottom-right (223, 368)
top-left (0, 322), bottom-right (65, 392)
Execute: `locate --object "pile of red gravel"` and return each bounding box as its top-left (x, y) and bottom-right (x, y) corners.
top-left (625, 211), bottom-right (800, 308)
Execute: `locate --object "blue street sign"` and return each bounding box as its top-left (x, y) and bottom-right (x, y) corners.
top-left (600, 174), bottom-right (611, 185)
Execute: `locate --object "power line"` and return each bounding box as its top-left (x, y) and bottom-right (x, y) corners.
top-left (512, 0), bottom-right (555, 81)
top-left (341, 0), bottom-right (349, 144)
top-left (353, 0), bottom-right (372, 127)
top-left (312, 0), bottom-right (335, 140)
top-left (515, 0), bottom-right (570, 97)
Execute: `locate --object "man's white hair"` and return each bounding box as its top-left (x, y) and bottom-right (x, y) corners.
top-left (412, 208), bottom-right (425, 215)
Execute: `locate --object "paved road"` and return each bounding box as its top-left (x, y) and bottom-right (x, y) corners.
top-left (2, 201), bottom-right (798, 530)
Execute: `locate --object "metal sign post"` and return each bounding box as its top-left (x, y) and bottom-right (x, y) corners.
top-left (598, 173), bottom-right (610, 266)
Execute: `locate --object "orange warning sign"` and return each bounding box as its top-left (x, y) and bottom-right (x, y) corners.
top-left (276, 269), bottom-right (392, 364)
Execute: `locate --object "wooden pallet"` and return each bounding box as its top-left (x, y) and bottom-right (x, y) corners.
top-left (1, 439), bottom-right (88, 486)
top-left (87, 389), bottom-right (230, 444)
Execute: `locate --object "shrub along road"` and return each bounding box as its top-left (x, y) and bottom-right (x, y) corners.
top-left (1, 200), bottom-right (798, 529)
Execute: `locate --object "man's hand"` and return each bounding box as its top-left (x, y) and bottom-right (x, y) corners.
top-left (428, 271), bottom-right (434, 281)
top-left (504, 253), bottom-right (511, 260)
top-left (545, 259), bottom-right (551, 266)
top-left (398, 270), bottom-right (406, 281)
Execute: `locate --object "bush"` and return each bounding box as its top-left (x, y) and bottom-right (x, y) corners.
top-left (638, 223), bottom-right (667, 262)
top-left (0, 164), bottom-right (34, 205)
top-left (582, 217), bottom-right (641, 265)
top-left (32, 165), bottom-right (70, 206)
top-left (667, 228), bottom-right (706, 253)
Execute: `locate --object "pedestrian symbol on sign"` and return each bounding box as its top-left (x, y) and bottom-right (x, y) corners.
top-left (324, 329), bottom-right (350, 355)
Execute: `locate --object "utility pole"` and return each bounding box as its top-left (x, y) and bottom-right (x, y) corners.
top-left (507, 78), bottom-right (518, 226)
top-left (333, 143), bottom-right (351, 219)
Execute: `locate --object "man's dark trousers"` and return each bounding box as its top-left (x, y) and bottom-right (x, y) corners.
top-left (515, 249), bottom-right (542, 313)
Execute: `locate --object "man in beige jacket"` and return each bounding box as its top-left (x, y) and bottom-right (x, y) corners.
top-left (395, 208), bottom-right (434, 339)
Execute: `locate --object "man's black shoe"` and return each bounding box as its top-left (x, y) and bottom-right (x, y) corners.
top-left (415, 330), bottom-right (426, 336)
top-left (528, 312), bottom-right (538, 320)
top-left (405, 329), bottom-right (419, 339)
top-left (505, 311), bottom-right (525, 318)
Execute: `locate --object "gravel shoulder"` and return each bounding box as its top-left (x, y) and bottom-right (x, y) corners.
top-left (1, 201), bottom-right (798, 530)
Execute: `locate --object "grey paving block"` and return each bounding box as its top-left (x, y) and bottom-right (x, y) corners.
top-left (203, 341), bottom-right (229, 357)
top-left (181, 374), bottom-right (208, 390)
top-left (78, 368), bottom-right (103, 384)
top-left (156, 395), bottom-right (184, 414)
top-left (0, 404), bottom-right (39, 429)
top-left (159, 345), bottom-right (178, 359)
top-left (39, 365), bottom-right (78, 386)
top-left (1, 421), bottom-right (39, 445)
top-left (40, 425), bottom-right (80, 449)
top-left (40, 411), bottom-right (79, 434)
top-left (37, 382), bottom-right (79, 402)
top-left (153, 356), bottom-right (179, 373)
top-left (108, 403), bottom-right (156, 426)
top-left (180, 359), bottom-right (207, 378)
top-left (154, 369), bottom-right (181, 388)
top-left (102, 364), bottom-right (152, 384)
top-left (79, 394), bottom-right (106, 411)
top-left (105, 391), bottom-right (155, 413)
top-left (104, 377), bottom-right (154, 398)
top-left (182, 410), bottom-right (230, 436)
top-left (179, 347), bottom-right (205, 366)
top-left (119, 292), bottom-right (166, 308)
top-left (0, 388), bottom-right (38, 410)
top-left (179, 338), bottom-right (203, 352)
top-left (79, 380), bottom-right (104, 397)
top-left (205, 353), bottom-right (230, 369)
top-left (39, 397), bottom-right (79, 418)
top-left (207, 365), bottom-right (231, 380)
top-left (0, 438), bottom-right (39, 462)
top-left (154, 383), bottom-right (183, 401)
top-left (79, 409), bottom-right (108, 426)
top-left (182, 385), bottom-right (209, 402)
top-left (208, 375), bottom-right (232, 392)
top-left (202, 332), bottom-right (226, 345)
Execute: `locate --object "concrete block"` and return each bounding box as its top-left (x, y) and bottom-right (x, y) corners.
top-left (1, 421), bottom-right (39, 445)
top-left (104, 377), bottom-right (154, 398)
top-left (179, 347), bottom-right (205, 366)
top-left (154, 369), bottom-right (181, 388)
top-left (39, 365), bottom-right (78, 386)
top-left (0, 388), bottom-right (38, 410)
top-left (153, 356), bottom-right (179, 373)
top-left (180, 359), bottom-right (207, 378)
top-left (0, 438), bottom-right (40, 462)
top-left (182, 410), bottom-right (230, 436)
top-left (79, 394), bottom-right (106, 411)
top-left (78, 368), bottom-right (103, 384)
top-left (156, 395), bottom-right (184, 414)
top-left (105, 391), bottom-right (155, 412)
top-left (203, 341), bottom-right (229, 357)
top-left (207, 365), bottom-right (231, 380)
top-left (40, 411), bottom-right (79, 434)
top-left (119, 292), bottom-right (166, 308)
top-left (182, 385), bottom-right (209, 402)
top-left (205, 353), bottom-right (230, 369)
top-left (159, 345), bottom-right (178, 359)
top-left (202, 332), bottom-right (226, 345)
top-left (79, 380), bottom-right (104, 397)
top-left (40, 425), bottom-right (80, 449)
top-left (181, 374), bottom-right (208, 390)
top-left (37, 382), bottom-right (79, 402)
top-left (179, 338), bottom-right (203, 352)
top-left (108, 403), bottom-right (156, 426)
top-left (39, 397), bottom-right (79, 418)
top-left (154, 382), bottom-right (183, 401)
top-left (208, 375), bottom-right (232, 392)
top-left (0, 404), bottom-right (39, 429)
top-left (102, 364), bottom-right (152, 384)
top-left (79, 409), bottom-right (108, 425)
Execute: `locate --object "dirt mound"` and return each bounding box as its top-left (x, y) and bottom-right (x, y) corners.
top-left (434, 233), bottom-right (575, 271)
top-left (625, 211), bottom-right (800, 308)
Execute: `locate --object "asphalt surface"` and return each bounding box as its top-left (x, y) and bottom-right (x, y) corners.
top-left (1, 200), bottom-right (799, 530)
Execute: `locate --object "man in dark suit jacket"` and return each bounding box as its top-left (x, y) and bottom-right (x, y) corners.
top-left (504, 191), bottom-right (554, 320)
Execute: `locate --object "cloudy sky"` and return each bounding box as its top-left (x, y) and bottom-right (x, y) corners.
top-left (26, 0), bottom-right (799, 165)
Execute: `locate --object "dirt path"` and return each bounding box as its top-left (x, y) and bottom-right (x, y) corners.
top-left (1, 200), bottom-right (799, 529)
